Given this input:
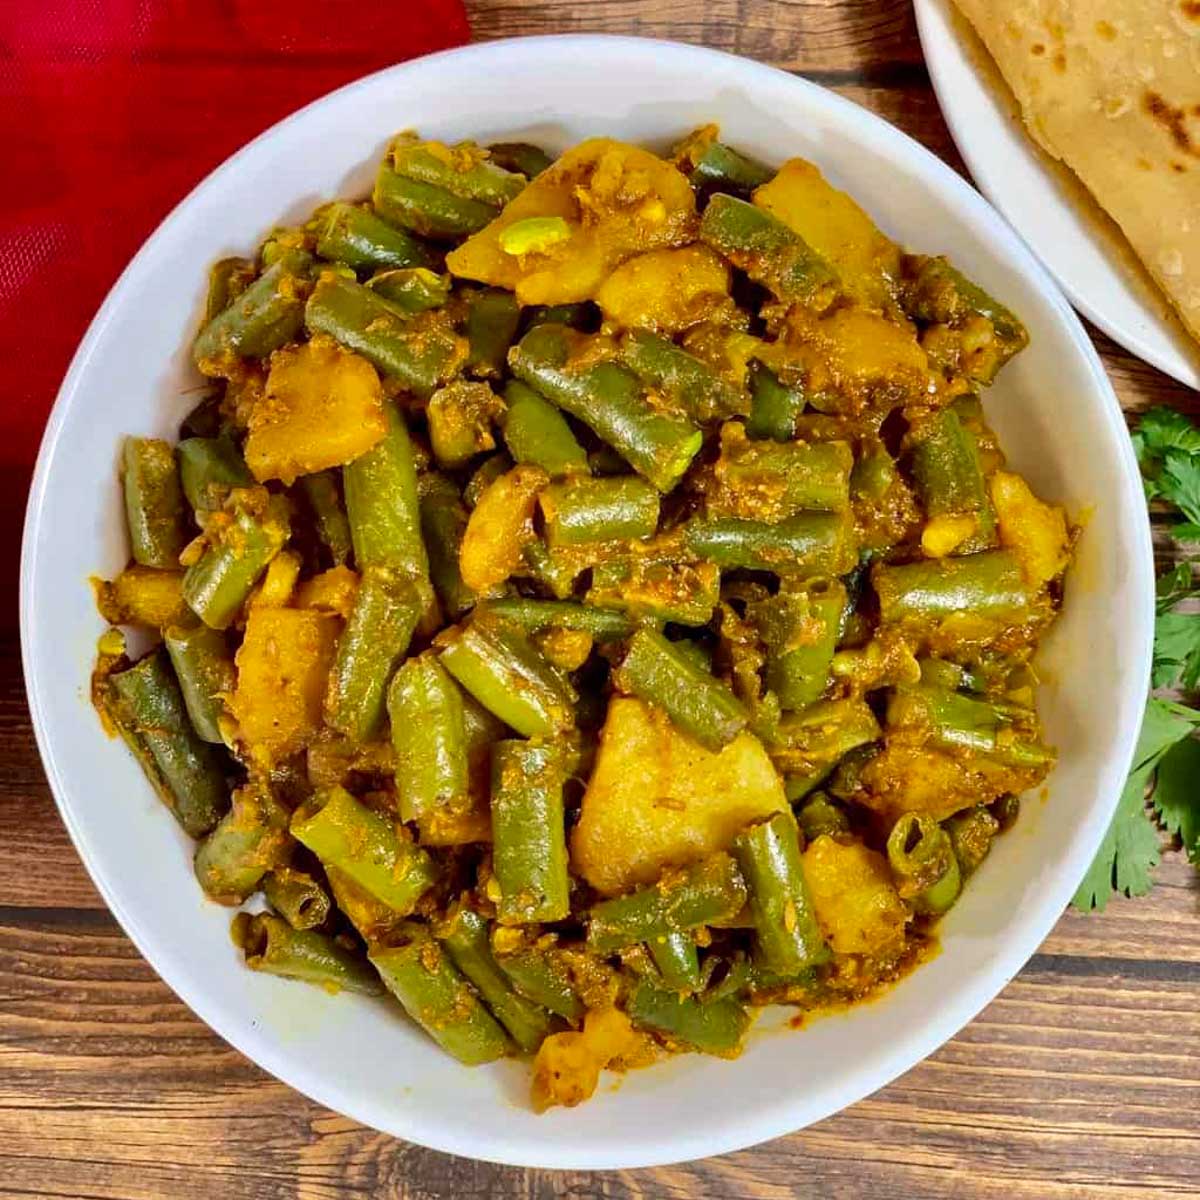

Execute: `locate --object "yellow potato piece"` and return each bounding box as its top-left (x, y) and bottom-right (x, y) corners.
top-left (230, 606), bottom-right (339, 763)
top-left (294, 565), bottom-right (360, 619)
top-left (459, 464), bottom-right (548, 594)
top-left (246, 335), bottom-right (387, 485)
top-left (801, 835), bottom-right (909, 957)
top-left (595, 244), bottom-right (731, 332)
top-left (93, 566), bottom-right (189, 629)
top-left (990, 470), bottom-right (1069, 588)
top-left (571, 697), bottom-right (788, 896)
top-left (446, 139), bottom-right (697, 305)
top-left (755, 159), bottom-right (901, 312)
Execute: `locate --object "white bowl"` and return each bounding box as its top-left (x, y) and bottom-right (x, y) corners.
top-left (21, 35), bottom-right (1153, 1170)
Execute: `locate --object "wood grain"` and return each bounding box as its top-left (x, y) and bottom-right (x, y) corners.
top-left (4, 1), bottom-right (1200, 1197)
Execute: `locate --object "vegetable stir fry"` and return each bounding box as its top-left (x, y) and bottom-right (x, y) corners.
top-left (92, 125), bottom-right (1071, 1110)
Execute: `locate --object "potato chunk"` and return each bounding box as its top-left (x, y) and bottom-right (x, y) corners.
top-left (93, 566), bottom-right (190, 629)
top-left (595, 244), bottom-right (730, 332)
top-left (572, 697), bottom-right (788, 896)
top-left (990, 470), bottom-right (1069, 588)
top-left (246, 335), bottom-right (386, 485)
top-left (230, 606), bottom-right (339, 762)
top-left (801, 835), bottom-right (909, 956)
top-left (459, 464), bottom-right (548, 594)
top-left (446, 139), bottom-right (697, 305)
top-left (755, 159), bottom-right (901, 312)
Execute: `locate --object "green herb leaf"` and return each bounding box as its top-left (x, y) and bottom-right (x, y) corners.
top-left (1152, 610), bottom-right (1200, 690)
top-left (1152, 736), bottom-right (1200, 864)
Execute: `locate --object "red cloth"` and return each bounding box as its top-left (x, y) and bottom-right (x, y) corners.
top-left (0, 0), bottom-right (469, 568)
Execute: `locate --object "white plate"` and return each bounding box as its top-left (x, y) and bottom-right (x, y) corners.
top-left (20, 34), bottom-right (1154, 1170)
top-left (916, 0), bottom-right (1200, 388)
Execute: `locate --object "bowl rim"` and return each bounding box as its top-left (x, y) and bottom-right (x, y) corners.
top-left (20, 33), bottom-right (1155, 1169)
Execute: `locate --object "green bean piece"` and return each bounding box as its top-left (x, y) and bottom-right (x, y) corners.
top-left (181, 493), bottom-right (291, 630)
top-left (299, 470), bottom-right (353, 566)
top-left (770, 697), bottom-right (882, 781)
top-left (439, 617), bottom-right (576, 738)
top-left (464, 289), bottom-right (522, 379)
top-left (389, 654), bottom-right (469, 823)
top-left (648, 931), bottom-right (702, 993)
top-left (992, 792), bottom-right (1021, 831)
top-left (463, 451), bottom-right (513, 509)
top-left (305, 272), bottom-right (463, 398)
top-left (177, 435), bottom-right (252, 515)
top-left (509, 324), bottom-right (703, 493)
top-left (343, 401), bottom-right (430, 581)
top-left (494, 942), bottom-right (584, 1023)
top-left (290, 786), bottom-right (436, 914)
top-left (886, 684), bottom-right (1053, 770)
top-left (795, 792), bottom-right (851, 840)
top-left (110, 650), bottom-right (229, 837)
top-left (486, 141), bottom-right (554, 179)
top-left (733, 811), bottom-right (828, 974)
top-left (441, 907), bottom-right (553, 1052)
top-left (501, 380), bottom-right (590, 477)
top-left (619, 329), bottom-right (746, 422)
top-left (311, 201), bottom-right (437, 272)
top-left (260, 226), bottom-right (312, 268)
top-left (163, 622), bottom-right (236, 743)
top-left (540, 475), bottom-right (659, 547)
top-left (709, 428), bottom-right (853, 517)
top-left (204, 256), bottom-right (256, 323)
top-left (491, 739), bottom-right (570, 924)
top-left (910, 407), bottom-right (995, 551)
top-left (746, 361), bottom-right (808, 442)
top-left (427, 380), bottom-right (503, 469)
top-left (479, 598), bottom-right (633, 641)
top-left (262, 866), bottom-right (333, 931)
top-left (886, 812), bottom-right (962, 916)
top-left (687, 140), bottom-right (773, 197)
top-left (521, 302), bottom-right (599, 333)
top-left (193, 252), bottom-right (312, 370)
top-left (418, 473), bottom-right (475, 617)
top-left (369, 926), bottom-right (510, 1065)
top-left (326, 566), bottom-right (422, 742)
top-left (944, 804), bottom-right (1001, 878)
top-left (699, 194), bottom-right (838, 306)
top-left (587, 854), bottom-right (748, 954)
top-left (122, 438), bottom-right (188, 569)
top-left (366, 267), bottom-right (452, 313)
top-left (683, 511), bottom-right (854, 575)
top-left (325, 864), bottom-right (404, 942)
top-left (872, 550), bottom-right (1037, 627)
top-left (233, 912), bottom-right (382, 996)
top-left (374, 164), bottom-right (499, 240)
top-left (389, 136), bottom-right (526, 207)
top-left (748, 581), bottom-right (846, 712)
top-left (193, 782), bottom-right (289, 904)
top-left (903, 255), bottom-right (1028, 384)
top-left (587, 539), bottom-right (720, 627)
top-left (627, 978), bottom-right (751, 1055)
top-left (616, 628), bottom-right (747, 751)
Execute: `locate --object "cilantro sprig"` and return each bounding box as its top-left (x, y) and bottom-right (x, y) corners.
top-left (1073, 406), bottom-right (1200, 910)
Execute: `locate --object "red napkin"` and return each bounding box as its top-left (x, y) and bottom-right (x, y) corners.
top-left (1, 0), bottom-right (469, 594)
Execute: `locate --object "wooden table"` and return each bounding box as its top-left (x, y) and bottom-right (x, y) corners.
top-left (5, 2), bottom-right (1199, 1196)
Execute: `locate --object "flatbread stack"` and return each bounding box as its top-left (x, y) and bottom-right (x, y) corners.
top-left (951, 0), bottom-right (1200, 345)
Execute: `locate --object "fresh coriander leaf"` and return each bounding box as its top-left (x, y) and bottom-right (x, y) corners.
top-left (1160, 453), bottom-right (1200, 526)
top-left (1156, 561), bottom-right (1194, 612)
top-left (1135, 406), bottom-right (1200, 460)
top-left (1074, 698), bottom-right (1200, 911)
top-left (1170, 522), bottom-right (1200, 543)
top-left (1152, 610), bottom-right (1200, 690)
top-left (1073, 760), bottom-right (1160, 911)
top-left (1152, 736), bottom-right (1200, 863)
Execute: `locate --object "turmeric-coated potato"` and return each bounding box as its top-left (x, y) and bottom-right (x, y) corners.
top-left (246, 335), bottom-right (387, 485)
top-left (991, 470), bottom-right (1070, 588)
top-left (595, 244), bottom-right (731, 332)
top-left (801, 835), bottom-right (909, 956)
top-left (459, 464), bottom-right (549, 594)
top-left (230, 606), bottom-right (339, 762)
top-left (572, 697), bottom-right (788, 895)
top-left (447, 139), bottom-right (698, 305)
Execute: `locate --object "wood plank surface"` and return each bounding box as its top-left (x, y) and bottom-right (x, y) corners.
top-left (4, 0), bottom-right (1199, 1196)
